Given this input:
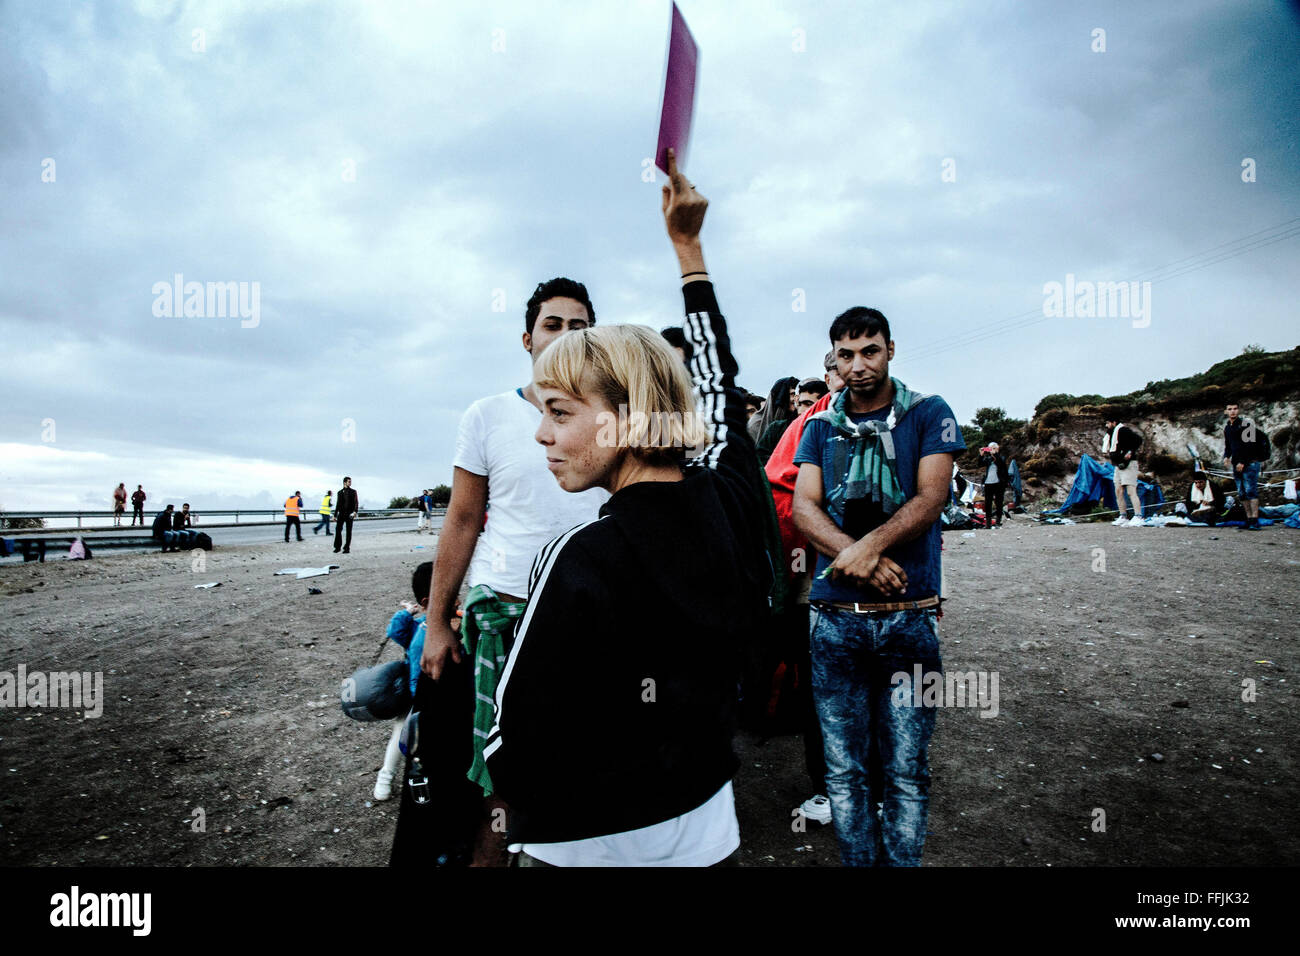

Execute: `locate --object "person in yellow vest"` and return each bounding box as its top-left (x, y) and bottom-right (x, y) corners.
top-left (284, 490), bottom-right (304, 542)
top-left (313, 489), bottom-right (333, 536)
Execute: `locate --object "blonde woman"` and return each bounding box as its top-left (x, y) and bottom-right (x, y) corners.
top-left (483, 152), bottom-right (770, 866)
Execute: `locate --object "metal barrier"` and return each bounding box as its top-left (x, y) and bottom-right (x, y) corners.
top-left (1, 507), bottom-right (447, 530)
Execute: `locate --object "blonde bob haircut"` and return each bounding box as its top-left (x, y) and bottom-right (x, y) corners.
top-left (534, 324), bottom-right (708, 463)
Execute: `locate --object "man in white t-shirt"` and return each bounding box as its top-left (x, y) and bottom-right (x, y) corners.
top-left (420, 277), bottom-right (609, 865)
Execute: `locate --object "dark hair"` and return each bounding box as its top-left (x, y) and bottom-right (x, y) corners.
top-left (525, 278), bottom-right (596, 335)
top-left (828, 307), bottom-right (890, 345)
top-left (182, 502), bottom-right (189, 507)
top-left (343, 476), bottom-right (351, 482)
top-left (411, 561), bottom-right (433, 605)
top-left (660, 326), bottom-right (693, 362)
top-left (743, 392), bottom-right (763, 408)
top-left (798, 378), bottom-right (829, 398)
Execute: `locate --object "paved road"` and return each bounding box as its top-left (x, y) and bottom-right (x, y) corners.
top-left (2, 517), bottom-right (444, 563)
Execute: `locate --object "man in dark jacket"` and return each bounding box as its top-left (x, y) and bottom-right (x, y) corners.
top-left (152, 505), bottom-right (176, 552)
top-left (334, 477), bottom-right (358, 553)
top-left (1223, 402), bottom-right (1264, 530)
top-left (130, 485), bottom-right (147, 526)
top-left (1103, 418), bottom-right (1144, 524)
top-left (979, 442), bottom-right (1010, 528)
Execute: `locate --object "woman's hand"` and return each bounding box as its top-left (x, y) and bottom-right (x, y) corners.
top-left (661, 148), bottom-right (708, 270)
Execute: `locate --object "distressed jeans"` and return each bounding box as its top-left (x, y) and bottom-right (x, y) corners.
top-left (810, 606), bottom-right (940, 867)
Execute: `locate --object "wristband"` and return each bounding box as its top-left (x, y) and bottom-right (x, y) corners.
top-left (681, 270), bottom-right (709, 278)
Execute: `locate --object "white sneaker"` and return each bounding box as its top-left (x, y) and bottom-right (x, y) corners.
top-left (798, 794), bottom-right (832, 825)
top-left (1112, 516), bottom-right (1127, 526)
top-left (1130, 516), bottom-right (1145, 526)
top-left (373, 770), bottom-right (396, 802)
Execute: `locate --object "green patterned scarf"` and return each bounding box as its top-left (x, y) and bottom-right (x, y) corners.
top-left (461, 584), bottom-right (527, 796)
top-left (811, 378), bottom-right (928, 524)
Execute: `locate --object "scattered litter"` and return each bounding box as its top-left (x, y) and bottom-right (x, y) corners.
top-left (193, 582), bottom-right (222, 589)
top-left (411, 546), bottom-right (427, 551)
top-left (1149, 753), bottom-right (1165, 763)
top-left (1042, 517), bottom-right (1075, 525)
top-left (1211, 763), bottom-right (1223, 770)
top-left (1170, 700), bottom-right (1189, 708)
top-left (275, 565), bottom-right (342, 579)
top-left (307, 587), bottom-right (323, 595)
top-left (961, 532), bottom-right (976, 538)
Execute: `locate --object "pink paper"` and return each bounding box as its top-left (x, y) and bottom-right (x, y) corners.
top-left (655, 2), bottom-right (699, 174)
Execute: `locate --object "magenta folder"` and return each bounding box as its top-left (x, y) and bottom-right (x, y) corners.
top-left (655, 2), bottom-right (699, 174)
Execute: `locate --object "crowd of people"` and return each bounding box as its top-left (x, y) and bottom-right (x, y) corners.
top-left (1103, 401), bottom-right (1273, 528)
top-left (341, 153), bottom-right (968, 869)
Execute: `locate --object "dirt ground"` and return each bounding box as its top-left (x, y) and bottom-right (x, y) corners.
top-left (2, 517), bottom-right (1296, 867)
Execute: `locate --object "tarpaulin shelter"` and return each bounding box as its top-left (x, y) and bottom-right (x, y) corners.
top-left (1044, 454), bottom-right (1165, 514)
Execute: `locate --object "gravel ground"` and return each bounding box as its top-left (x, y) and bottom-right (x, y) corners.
top-left (2, 516), bottom-right (1296, 866)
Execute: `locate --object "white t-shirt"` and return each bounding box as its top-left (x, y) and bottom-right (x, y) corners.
top-left (513, 781), bottom-right (740, 867)
top-left (453, 389), bottom-right (608, 598)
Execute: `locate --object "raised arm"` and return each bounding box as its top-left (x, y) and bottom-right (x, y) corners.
top-left (661, 149), bottom-right (755, 486)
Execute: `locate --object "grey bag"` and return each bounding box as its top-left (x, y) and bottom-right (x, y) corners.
top-left (340, 660), bottom-right (411, 722)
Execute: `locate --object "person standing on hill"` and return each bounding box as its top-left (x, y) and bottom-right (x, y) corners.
top-left (334, 477), bottom-right (358, 553)
top-left (1102, 418), bottom-right (1144, 525)
top-left (314, 490), bottom-right (333, 536)
top-left (1223, 401), bottom-right (1265, 531)
top-left (112, 483), bottom-right (127, 526)
top-left (284, 491), bottom-right (304, 542)
top-left (130, 485), bottom-right (147, 526)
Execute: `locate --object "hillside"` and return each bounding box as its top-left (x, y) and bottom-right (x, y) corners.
top-left (968, 346), bottom-right (1300, 505)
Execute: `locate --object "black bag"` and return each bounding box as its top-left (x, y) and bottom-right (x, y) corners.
top-left (389, 659), bottom-right (482, 868)
top-left (1246, 425), bottom-right (1271, 462)
top-left (194, 532), bottom-right (213, 551)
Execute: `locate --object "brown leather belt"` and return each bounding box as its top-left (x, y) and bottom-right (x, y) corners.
top-left (814, 595), bottom-right (940, 614)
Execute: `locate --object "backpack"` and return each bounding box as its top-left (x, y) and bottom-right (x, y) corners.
top-left (1245, 423), bottom-right (1271, 462)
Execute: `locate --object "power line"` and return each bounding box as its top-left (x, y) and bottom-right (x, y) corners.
top-left (902, 216), bottom-right (1300, 362)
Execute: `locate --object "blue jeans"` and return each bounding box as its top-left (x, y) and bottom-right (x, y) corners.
top-left (1234, 461), bottom-right (1261, 500)
top-left (313, 514), bottom-right (331, 534)
top-left (811, 606), bottom-right (940, 867)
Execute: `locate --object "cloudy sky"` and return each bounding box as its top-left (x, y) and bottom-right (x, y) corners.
top-left (3, 0), bottom-right (1297, 512)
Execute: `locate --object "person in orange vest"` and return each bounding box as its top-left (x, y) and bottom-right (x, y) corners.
top-left (284, 490), bottom-right (304, 542)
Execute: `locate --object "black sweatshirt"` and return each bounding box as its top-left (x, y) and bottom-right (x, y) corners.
top-left (483, 281), bottom-right (770, 845)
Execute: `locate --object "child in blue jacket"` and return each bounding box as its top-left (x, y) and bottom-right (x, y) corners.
top-left (373, 562), bottom-right (433, 800)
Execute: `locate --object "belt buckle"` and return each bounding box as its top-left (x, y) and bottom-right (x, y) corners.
top-left (853, 602), bottom-right (872, 614)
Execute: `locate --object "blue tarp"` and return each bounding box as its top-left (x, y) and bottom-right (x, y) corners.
top-left (1044, 454), bottom-right (1165, 515)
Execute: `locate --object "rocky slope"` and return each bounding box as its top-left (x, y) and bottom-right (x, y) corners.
top-left (983, 347), bottom-right (1300, 506)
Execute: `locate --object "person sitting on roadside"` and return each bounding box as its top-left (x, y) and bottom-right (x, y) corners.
top-left (152, 505), bottom-right (177, 552)
top-left (172, 503), bottom-right (195, 530)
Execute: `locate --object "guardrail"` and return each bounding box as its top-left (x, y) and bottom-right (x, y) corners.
top-left (1, 507), bottom-right (448, 530)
